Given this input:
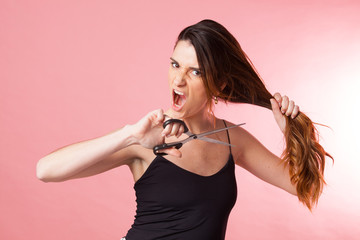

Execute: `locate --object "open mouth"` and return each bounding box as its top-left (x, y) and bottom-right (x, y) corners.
top-left (172, 89), bottom-right (186, 110)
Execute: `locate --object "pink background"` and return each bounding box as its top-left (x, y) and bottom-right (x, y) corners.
top-left (1, 0), bottom-right (360, 239)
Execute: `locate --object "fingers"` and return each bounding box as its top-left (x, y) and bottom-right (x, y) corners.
top-left (270, 98), bottom-right (282, 118)
top-left (162, 123), bottom-right (180, 137)
top-left (285, 100), bottom-right (294, 116)
top-left (162, 124), bottom-right (184, 138)
top-left (161, 120), bottom-right (185, 138)
top-left (146, 109), bottom-right (165, 126)
top-left (158, 148), bottom-right (182, 158)
top-left (272, 93), bottom-right (300, 119)
top-left (273, 92), bottom-right (282, 107)
top-left (283, 98), bottom-right (300, 119)
top-left (155, 109), bottom-right (165, 123)
top-left (177, 125), bottom-right (185, 138)
top-left (281, 96), bottom-right (289, 114)
top-left (291, 105), bottom-right (300, 119)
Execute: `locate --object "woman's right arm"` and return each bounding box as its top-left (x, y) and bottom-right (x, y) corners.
top-left (36, 109), bottom-right (182, 182)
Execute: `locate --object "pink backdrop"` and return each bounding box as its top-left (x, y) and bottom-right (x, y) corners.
top-left (1, 0), bottom-right (359, 239)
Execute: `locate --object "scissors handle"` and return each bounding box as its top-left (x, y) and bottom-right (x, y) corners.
top-left (163, 119), bottom-right (189, 133)
top-left (153, 142), bottom-right (183, 155)
top-left (153, 119), bottom-right (188, 156)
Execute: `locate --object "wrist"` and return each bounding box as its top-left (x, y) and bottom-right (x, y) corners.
top-left (122, 124), bottom-right (141, 146)
top-left (107, 124), bottom-right (139, 150)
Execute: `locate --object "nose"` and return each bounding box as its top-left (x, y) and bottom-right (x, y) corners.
top-left (173, 69), bottom-right (186, 86)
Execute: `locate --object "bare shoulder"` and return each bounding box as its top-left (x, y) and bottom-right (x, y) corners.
top-left (222, 119), bottom-right (296, 195)
top-left (222, 119), bottom-right (267, 165)
top-left (222, 119), bottom-right (256, 146)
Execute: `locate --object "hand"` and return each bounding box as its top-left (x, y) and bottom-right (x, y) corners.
top-left (270, 93), bottom-right (300, 134)
top-left (131, 109), bottom-right (184, 157)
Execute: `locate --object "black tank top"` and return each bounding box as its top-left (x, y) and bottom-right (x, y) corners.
top-left (125, 122), bottom-right (237, 240)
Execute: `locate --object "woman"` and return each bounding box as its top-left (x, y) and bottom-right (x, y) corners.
top-left (37, 19), bottom-right (332, 239)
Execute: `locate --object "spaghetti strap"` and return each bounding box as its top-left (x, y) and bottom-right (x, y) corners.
top-left (222, 120), bottom-right (232, 155)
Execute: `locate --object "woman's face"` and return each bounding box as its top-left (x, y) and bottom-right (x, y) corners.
top-left (168, 40), bottom-right (208, 119)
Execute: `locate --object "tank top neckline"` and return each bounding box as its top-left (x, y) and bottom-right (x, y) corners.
top-left (134, 154), bottom-right (234, 187)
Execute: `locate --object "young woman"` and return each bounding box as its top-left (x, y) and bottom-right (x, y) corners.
top-left (37, 19), bottom-right (332, 240)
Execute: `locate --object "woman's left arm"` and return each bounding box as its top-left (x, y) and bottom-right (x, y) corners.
top-left (232, 93), bottom-right (300, 195)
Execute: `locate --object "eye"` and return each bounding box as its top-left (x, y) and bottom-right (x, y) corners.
top-left (191, 70), bottom-right (201, 76)
top-left (171, 61), bottom-right (179, 68)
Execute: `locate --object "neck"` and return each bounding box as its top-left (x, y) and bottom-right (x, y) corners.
top-left (166, 108), bottom-right (217, 134)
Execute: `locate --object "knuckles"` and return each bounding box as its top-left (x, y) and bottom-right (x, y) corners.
top-left (162, 122), bottom-right (184, 138)
top-left (273, 93), bottom-right (299, 117)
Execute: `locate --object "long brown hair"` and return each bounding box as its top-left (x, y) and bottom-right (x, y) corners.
top-left (177, 19), bottom-right (333, 210)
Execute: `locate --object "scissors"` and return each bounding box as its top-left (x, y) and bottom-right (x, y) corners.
top-left (153, 119), bottom-right (246, 155)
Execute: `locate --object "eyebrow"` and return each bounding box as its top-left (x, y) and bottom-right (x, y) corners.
top-left (170, 57), bottom-right (200, 72)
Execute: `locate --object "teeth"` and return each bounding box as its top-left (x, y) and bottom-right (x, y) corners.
top-left (174, 89), bottom-right (184, 96)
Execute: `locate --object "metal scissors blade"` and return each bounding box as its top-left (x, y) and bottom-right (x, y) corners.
top-left (194, 136), bottom-right (236, 147)
top-left (181, 123), bottom-right (245, 146)
top-left (153, 120), bottom-right (245, 155)
top-left (194, 123), bottom-right (245, 139)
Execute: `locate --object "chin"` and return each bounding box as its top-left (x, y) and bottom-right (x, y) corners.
top-left (167, 108), bottom-right (187, 119)
top-left (170, 110), bottom-right (185, 119)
